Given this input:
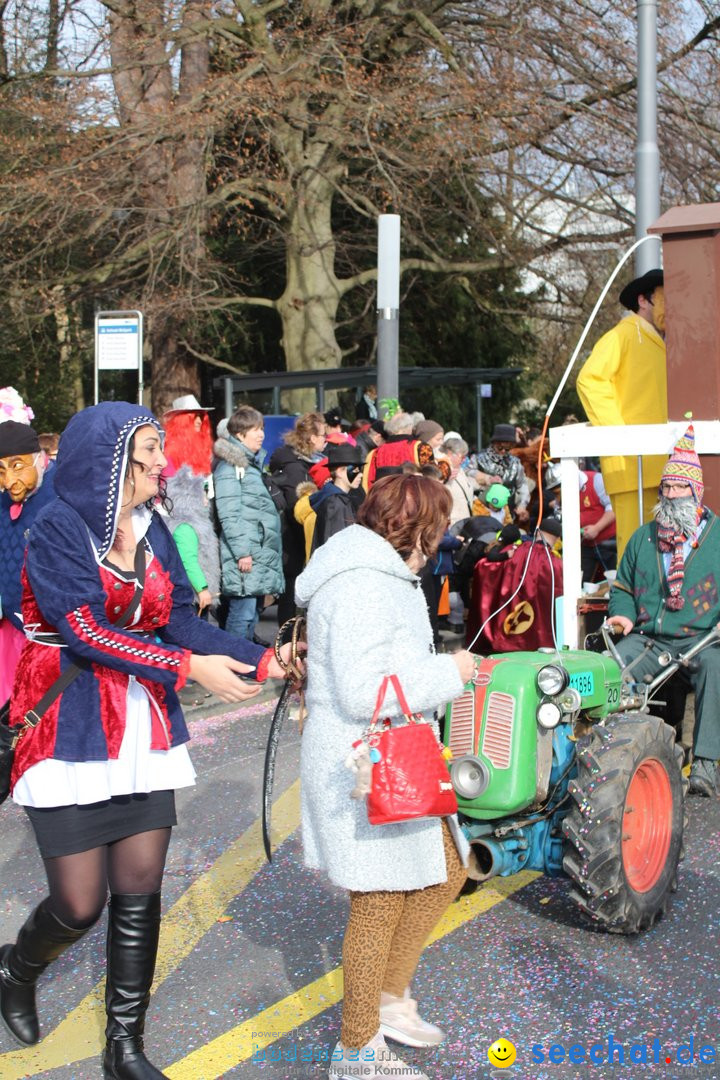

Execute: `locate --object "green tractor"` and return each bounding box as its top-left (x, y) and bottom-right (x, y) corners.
top-left (444, 624), bottom-right (717, 933)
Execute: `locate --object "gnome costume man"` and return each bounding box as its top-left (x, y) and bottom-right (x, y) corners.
top-left (0, 420), bottom-right (57, 703)
top-left (608, 425), bottom-right (720, 796)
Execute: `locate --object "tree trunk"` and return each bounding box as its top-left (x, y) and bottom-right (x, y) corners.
top-left (107, 1), bottom-right (211, 416)
top-left (149, 322), bottom-right (200, 416)
top-left (277, 167), bottom-right (344, 413)
top-left (49, 286), bottom-right (85, 416)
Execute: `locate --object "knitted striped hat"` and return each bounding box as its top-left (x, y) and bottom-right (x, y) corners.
top-left (661, 424), bottom-right (703, 503)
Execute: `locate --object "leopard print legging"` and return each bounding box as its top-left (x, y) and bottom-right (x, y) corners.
top-left (340, 820), bottom-right (467, 1049)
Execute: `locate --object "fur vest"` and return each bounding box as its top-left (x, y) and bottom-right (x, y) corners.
top-left (165, 466), bottom-right (221, 600)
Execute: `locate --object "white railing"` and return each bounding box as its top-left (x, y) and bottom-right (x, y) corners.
top-left (548, 420), bottom-right (720, 647)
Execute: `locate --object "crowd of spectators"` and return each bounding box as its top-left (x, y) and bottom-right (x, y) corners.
top-left (1, 386), bottom-right (607, 662)
top-left (152, 397), bottom-right (600, 658)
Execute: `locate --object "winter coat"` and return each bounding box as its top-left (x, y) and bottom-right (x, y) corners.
top-left (295, 524), bottom-right (468, 892)
top-left (355, 393), bottom-right (378, 421)
top-left (353, 429), bottom-right (377, 464)
top-left (269, 444), bottom-right (317, 579)
top-left (293, 481), bottom-right (318, 563)
top-left (447, 469), bottom-right (477, 527)
top-left (429, 531), bottom-right (462, 577)
top-left (474, 447), bottom-right (529, 511)
top-left (0, 462), bottom-right (57, 631)
top-left (609, 510), bottom-right (720, 640)
top-left (165, 466), bottom-right (221, 602)
top-left (309, 483), bottom-right (364, 552)
top-left (363, 437), bottom-right (434, 490)
top-left (268, 445), bottom-right (316, 512)
top-left (9, 402), bottom-right (266, 788)
top-left (213, 433), bottom-right (284, 598)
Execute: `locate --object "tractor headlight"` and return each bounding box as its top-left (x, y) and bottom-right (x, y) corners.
top-left (558, 687), bottom-right (582, 714)
top-left (450, 755), bottom-right (490, 800)
top-left (537, 699), bottom-right (562, 729)
top-left (537, 664), bottom-right (569, 696)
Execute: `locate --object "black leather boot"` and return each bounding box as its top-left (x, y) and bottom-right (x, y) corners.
top-left (0, 899), bottom-right (91, 1046)
top-left (102, 893), bottom-right (168, 1080)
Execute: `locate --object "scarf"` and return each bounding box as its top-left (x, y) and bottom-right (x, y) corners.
top-left (656, 507), bottom-right (704, 611)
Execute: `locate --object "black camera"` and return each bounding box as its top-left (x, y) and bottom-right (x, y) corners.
top-left (346, 463), bottom-right (363, 483)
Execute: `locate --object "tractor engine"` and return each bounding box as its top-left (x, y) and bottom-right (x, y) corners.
top-left (444, 650), bottom-right (622, 880)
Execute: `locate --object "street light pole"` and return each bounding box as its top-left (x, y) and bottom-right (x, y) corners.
top-left (376, 215), bottom-right (400, 417)
top-left (635, 0), bottom-right (661, 274)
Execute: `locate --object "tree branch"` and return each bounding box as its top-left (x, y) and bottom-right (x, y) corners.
top-left (178, 338), bottom-right (250, 374)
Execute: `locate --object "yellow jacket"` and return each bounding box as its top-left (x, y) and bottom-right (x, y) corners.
top-left (576, 313), bottom-right (667, 495)
top-left (293, 483), bottom-right (318, 564)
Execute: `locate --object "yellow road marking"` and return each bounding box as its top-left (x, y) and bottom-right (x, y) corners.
top-left (165, 870), bottom-right (540, 1078)
top-left (0, 781), bottom-right (301, 1079)
top-left (1, 777), bottom-right (540, 1080)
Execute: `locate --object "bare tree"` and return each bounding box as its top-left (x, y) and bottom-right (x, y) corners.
top-left (0, 1), bottom-right (718, 415)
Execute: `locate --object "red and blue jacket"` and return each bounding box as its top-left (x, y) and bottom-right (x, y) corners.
top-left (9, 402), bottom-right (266, 786)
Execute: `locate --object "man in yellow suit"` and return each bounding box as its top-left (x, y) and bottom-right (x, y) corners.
top-left (576, 268), bottom-right (666, 559)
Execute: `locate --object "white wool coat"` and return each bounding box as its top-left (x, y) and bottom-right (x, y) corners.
top-left (295, 524), bottom-right (468, 892)
top-left (447, 469), bottom-right (478, 526)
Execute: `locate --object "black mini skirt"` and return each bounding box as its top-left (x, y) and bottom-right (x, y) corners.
top-left (24, 790), bottom-right (177, 859)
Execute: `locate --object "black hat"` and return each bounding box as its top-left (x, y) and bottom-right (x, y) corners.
top-left (0, 420), bottom-right (40, 457)
top-left (324, 407), bottom-right (345, 427)
top-left (490, 423), bottom-right (518, 445)
top-left (618, 269), bottom-right (663, 313)
top-left (326, 442), bottom-right (360, 467)
top-left (370, 419), bottom-right (386, 438)
top-left (539, 516), bottom-right (562, 538)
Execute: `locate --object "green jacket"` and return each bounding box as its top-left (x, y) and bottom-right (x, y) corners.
top-left (213, 433), bottom-right (284, 598)
top-left (609, 510), bottom-right (720, 639)
top-left (172, 523), bottom-right (206, 594)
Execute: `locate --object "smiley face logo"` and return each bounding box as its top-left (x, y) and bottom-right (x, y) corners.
top-left (488, 1038), bottom-right (517, 1068)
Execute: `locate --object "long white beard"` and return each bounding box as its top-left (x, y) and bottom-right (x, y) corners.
top-left (653, 494), bottom-right (698, 536)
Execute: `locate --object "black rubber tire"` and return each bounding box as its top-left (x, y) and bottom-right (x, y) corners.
top-left (562, 712), bottom-right (686, 934)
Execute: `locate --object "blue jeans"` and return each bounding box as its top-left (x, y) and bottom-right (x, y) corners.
top-left (225, 595), bottom-right (260, 641)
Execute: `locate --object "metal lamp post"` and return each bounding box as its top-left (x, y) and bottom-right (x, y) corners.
top-left (635, 0), bottom-right (661, 274)
top-left (376, 215), bottom-right (400, 417)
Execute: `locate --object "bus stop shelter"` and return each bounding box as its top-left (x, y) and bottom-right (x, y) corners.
top-left (213, 365), bottom-right (522, 452)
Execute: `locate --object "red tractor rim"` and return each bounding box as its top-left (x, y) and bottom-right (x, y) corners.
top-left (622, 757), bottom-right (673, 893)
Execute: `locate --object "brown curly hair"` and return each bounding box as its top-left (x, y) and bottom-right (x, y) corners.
top-left (357, 473), bottom-right (451, 561)
top-left (284, 412), bottom-right (326, 458)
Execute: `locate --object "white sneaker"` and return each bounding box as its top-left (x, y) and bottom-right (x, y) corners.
top-left (329, 1030), bottom-right (429, 1079)
top-left (379, 988), bottom-right (445, 1047)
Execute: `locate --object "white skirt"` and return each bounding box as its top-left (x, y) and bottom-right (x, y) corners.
top-left (13, 676), bottom-right (196, 808)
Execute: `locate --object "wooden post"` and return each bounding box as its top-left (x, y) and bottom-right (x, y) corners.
top-left (648, 203), bottom-right (720, 508)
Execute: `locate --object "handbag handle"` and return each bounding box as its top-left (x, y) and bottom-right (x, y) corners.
top-left (369, 674), bottom-right (415, 730)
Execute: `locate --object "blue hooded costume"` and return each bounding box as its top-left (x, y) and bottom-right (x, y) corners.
top-left (9, 402), bottom-right (266, 788)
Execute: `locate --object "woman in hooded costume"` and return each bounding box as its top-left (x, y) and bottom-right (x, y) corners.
top-left (0, 402), bottom-right (296, 1079)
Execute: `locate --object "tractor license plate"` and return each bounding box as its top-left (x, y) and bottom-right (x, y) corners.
top-left (569, 670), bottom-right (595, 696)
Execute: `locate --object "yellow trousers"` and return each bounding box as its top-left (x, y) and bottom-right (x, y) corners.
top-left (611, 487), bottom-right (658, 562)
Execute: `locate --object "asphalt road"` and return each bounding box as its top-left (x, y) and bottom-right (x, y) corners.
top-left (1, 675), bottom-right (719, 1080)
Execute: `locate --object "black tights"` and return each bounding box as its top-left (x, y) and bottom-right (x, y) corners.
top-left (43, 828), bottom-right (171, 929)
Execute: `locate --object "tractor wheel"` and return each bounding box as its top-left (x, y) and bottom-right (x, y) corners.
top-left (562, 713), bottom-right (686, 934)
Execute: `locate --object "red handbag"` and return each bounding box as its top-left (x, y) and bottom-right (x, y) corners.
top-left (365, 674), bottom-right (457, 826)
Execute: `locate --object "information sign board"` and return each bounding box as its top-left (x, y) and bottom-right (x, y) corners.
top-left (96, 313), bottom-right (141, 370)
top-left (94, 310), bottom-right (144, 405)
